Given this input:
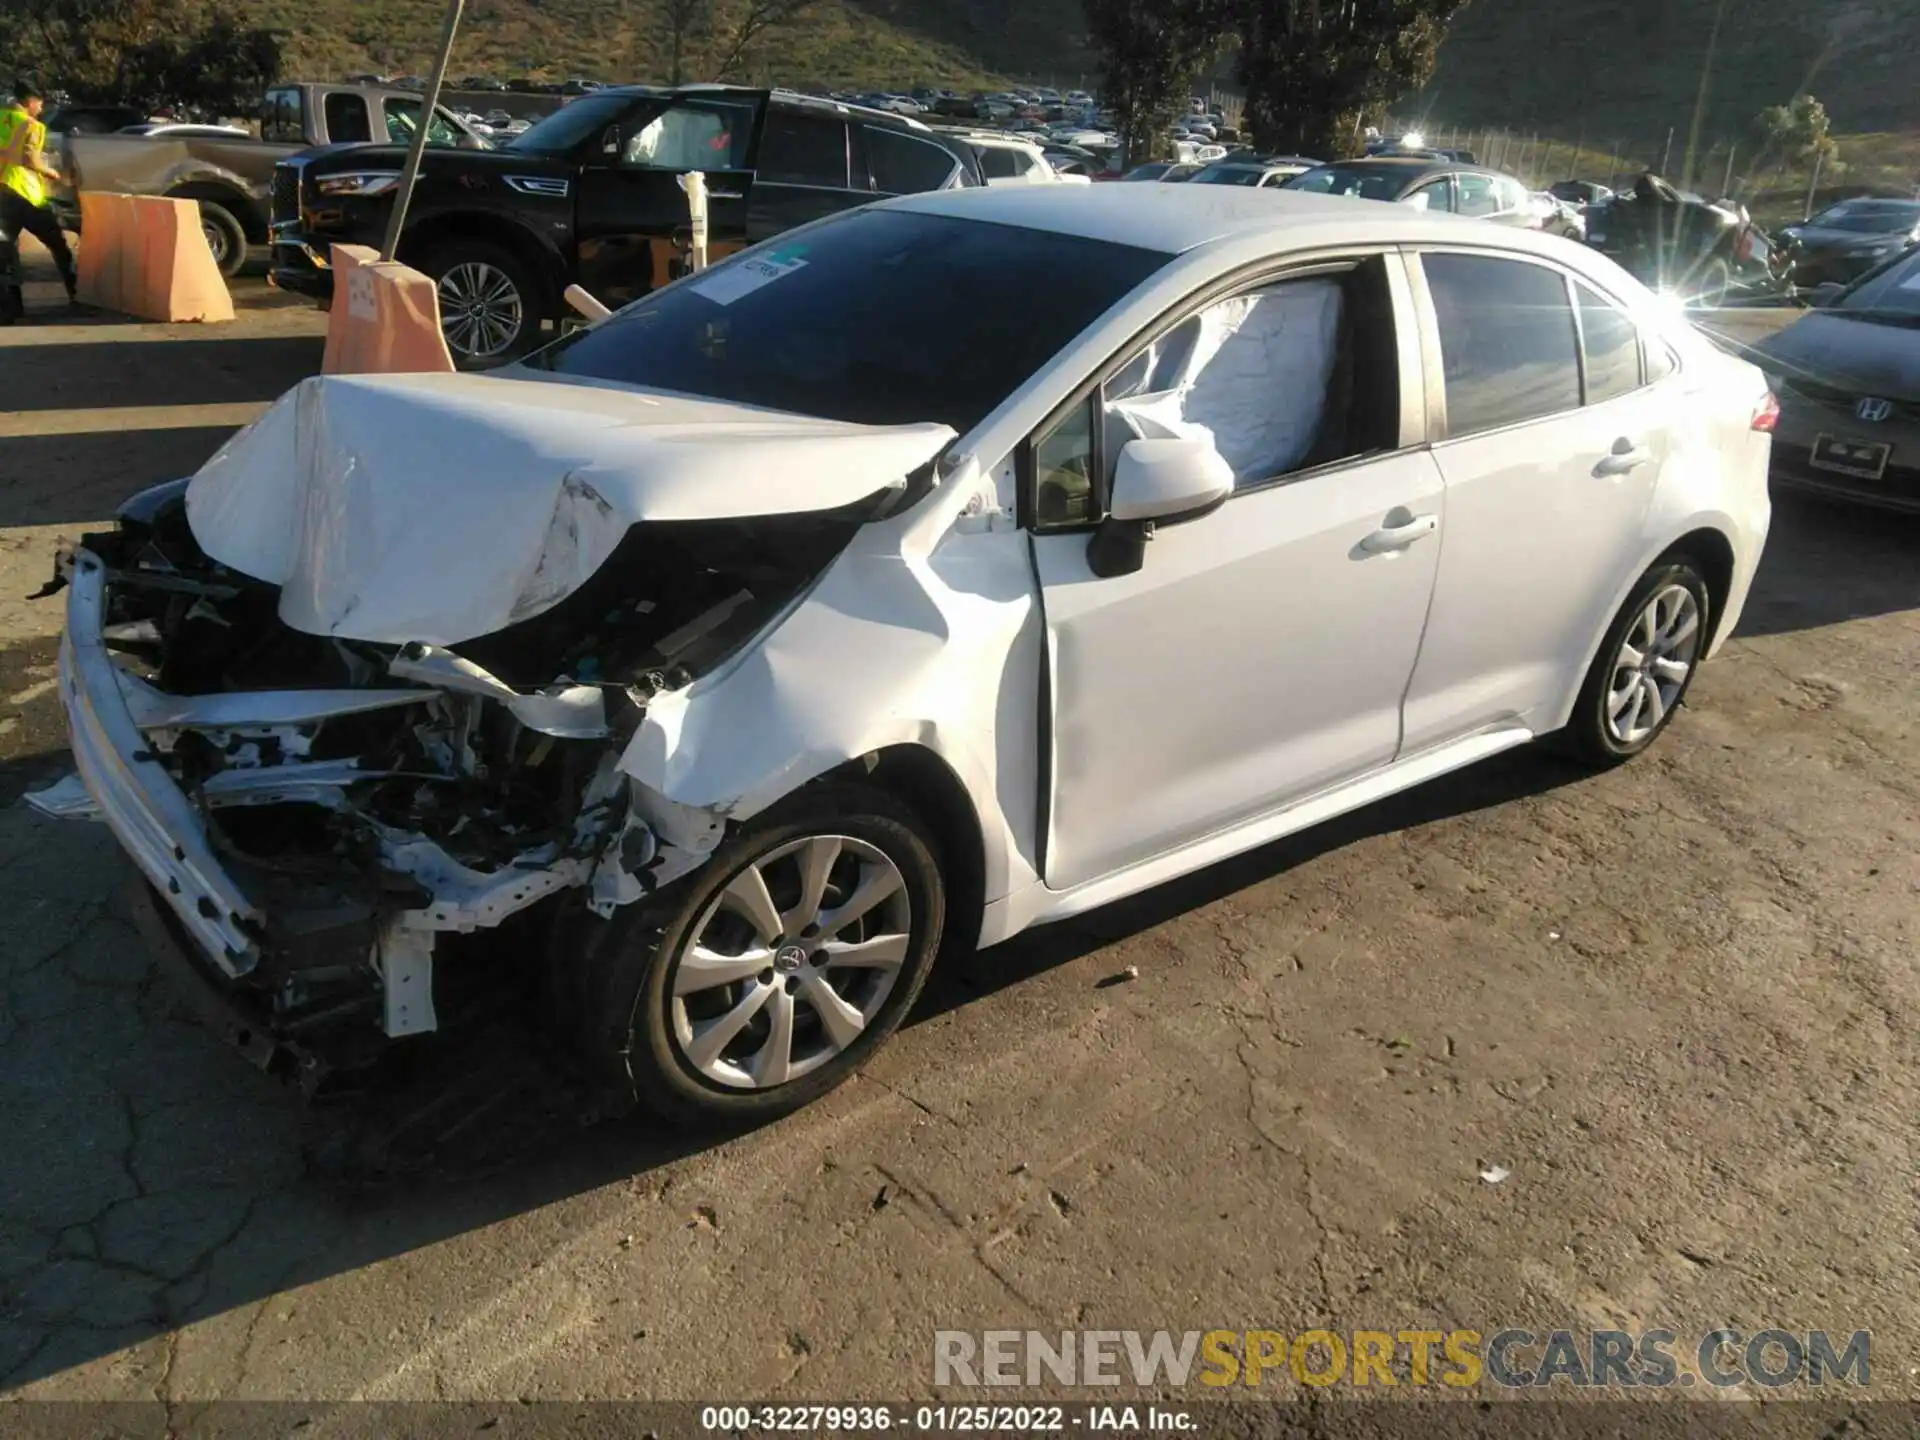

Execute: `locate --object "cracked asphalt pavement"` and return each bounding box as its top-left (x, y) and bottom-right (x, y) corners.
top-left (1, 262), bottom-right (1915, 1406)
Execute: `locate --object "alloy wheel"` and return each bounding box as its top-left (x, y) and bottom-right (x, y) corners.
top-left (1606, 583), bottom-right (1702, 747)
top-left (668, 834), bottom-right (912, 1090)
top-left (437, 261), bottom-right (524, 361)
top-left (201, 218), bottom-right (229, 268)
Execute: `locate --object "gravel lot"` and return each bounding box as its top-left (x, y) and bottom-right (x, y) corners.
top-left (1, 258), bottom-right (1914, 1408)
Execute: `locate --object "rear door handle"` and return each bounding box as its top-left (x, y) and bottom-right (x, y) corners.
top-left (1595, 438), bottom-right (1652, 476)
top-left (705, 188), bottom-right (745, 200)
top-left (1359, 511), bottom-right (1439, 554)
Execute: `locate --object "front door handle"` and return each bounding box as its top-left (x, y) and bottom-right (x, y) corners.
top-left (1359, 510), bottom-right (1439, 554)
top-left (705, 188), bottom-right (745, 200)
top-left (1594, 436), bottom-right (1652, 477)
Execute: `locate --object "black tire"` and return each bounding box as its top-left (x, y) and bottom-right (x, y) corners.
top-left (1562, 557), bottom-right (1712, 768)
top-left (555, 781), bottom-right (947, 1130)
top-left (420, 239), bottom-right (544, 368)
top-left (193, 200), bottom-right (248, 279)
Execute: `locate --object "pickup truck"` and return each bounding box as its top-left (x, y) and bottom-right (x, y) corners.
top-left (59, 83), bottom-right (488, 276)
top-left (270, 84), bottom-right (983, 366)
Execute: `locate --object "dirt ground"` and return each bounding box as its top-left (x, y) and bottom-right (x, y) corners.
top-left (1, 247), bottom-right (1915, 1410)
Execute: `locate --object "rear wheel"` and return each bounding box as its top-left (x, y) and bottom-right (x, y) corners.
top-left (558, 782), bottom-right (947, 1130)
top-left (1689, 256), bottom-right (1732, 309)
top-left (1563, 558), bottom-right (1711, 767)
top-left (423, 240), bottom-right (543, 367)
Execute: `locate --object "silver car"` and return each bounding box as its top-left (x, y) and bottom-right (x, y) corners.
top-left (1754, 246), bottom-right (1920, 513)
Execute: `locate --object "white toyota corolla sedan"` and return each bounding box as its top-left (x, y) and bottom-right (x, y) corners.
top-left (32, 185), bottom-right (1774, 1130)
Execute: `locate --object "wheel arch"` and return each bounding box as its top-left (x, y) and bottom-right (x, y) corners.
top-left (843, 744), bottom-right (986, 958)
top-left (163, 180), bottom-right (264, 242)
top-left (1555, 519), bottom-right (1742, 734)
top-left (1662, 525), bottom-right (1737, 650)
top-left (398, 211), bottom-right (565, 311)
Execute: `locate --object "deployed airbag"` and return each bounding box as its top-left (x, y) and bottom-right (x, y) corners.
top-left (185, 372), bottom-right (954, 645)
top-left (1107, 279), bottom-right (1342, 484)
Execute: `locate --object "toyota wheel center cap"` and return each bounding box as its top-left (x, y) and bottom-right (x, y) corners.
top-left (774, 944), bottom-right (806, 973)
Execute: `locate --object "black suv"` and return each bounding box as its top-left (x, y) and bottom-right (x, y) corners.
top-left (270, 85), bottom-right (982, 365)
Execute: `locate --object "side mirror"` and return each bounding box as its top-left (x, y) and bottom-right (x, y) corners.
top-left (1809, 281), bottom-right (1846, 309)
top-left (1087, 437), bottom-right (1234, 578)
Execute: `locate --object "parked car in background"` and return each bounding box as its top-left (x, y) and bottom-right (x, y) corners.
top-left (463, 76), bottom-right (509, 91)
top-left (935, 129), bottom-right (1069, 187)
top-left (37, 186), bottom-right (1772, 1131)
top-left (1775, 198), bottom-right (1920, 290)
top-left (272, 86), bottom-right (982, 366)
top-left (1551, 179), bottom-right (1615, 209)
top-left (1586, 173), bottom-right (1791, 306)
top-left (1121, 160), bottom-right (1201, 182)
top-left (1283, 157), bottom-right (1535, 226)
top-left (1189, 157), bottom-right (1321, 189)
top-left (1529, 190), bottom-right (1586, 239)
top-left (1753, 244), bottom-right (1920, 512)
top-left (117, 123), bottom-right (254, 139)
top-left (59, 82), bottom-right (487, 277)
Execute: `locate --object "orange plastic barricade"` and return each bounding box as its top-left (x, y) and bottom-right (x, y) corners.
top-left (321, 243), bottom-right (455, 375)
top-left (74, 192), bottom-right (233, 322)
top-left (129, 196), bottom-right (234, 323)
top-left (73, 192), bottom-right (135, 313)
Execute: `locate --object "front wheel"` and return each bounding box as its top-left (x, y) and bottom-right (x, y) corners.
top-left (558, 782), bottom-right (947, 1130)
top-left (1563, 559), bottom-right (1712, 767)
top-left (423, 240), bottom-right (543, 368)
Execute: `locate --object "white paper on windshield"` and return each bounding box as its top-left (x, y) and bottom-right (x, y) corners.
top-left (691, 254), bottom-right (808, 306)
top-left (1899, 271), bottom-right (1920, 291)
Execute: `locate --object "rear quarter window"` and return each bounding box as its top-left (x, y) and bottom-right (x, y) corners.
top-left (864, 127), bottom-right (959, 195)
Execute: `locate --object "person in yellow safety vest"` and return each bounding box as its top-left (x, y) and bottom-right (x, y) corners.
top-left (0, 81), bottom-right (79, 323)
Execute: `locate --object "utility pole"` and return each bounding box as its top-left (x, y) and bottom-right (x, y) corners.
top-left (1682, 0), bottom-right (1732, 190)
top-left (381, 0), bottom-right (467, 261)
top-left (1804, 149), bottom-right (1825, 219)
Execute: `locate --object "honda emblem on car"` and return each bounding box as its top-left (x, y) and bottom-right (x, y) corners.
top-left (1855, 396), bottom-right (1893, 423)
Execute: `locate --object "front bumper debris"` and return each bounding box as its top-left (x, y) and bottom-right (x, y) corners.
top-left (33, 549), bottom-right (267, 975)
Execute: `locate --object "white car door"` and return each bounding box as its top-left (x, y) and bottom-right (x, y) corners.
top-left (1029, 254), bottom-right (1446, 893)
top-left (1400, 251), bottom-right (1668, 751)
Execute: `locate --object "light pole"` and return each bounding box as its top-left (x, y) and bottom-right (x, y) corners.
top-left (380, 0), bottom-right (468, 262)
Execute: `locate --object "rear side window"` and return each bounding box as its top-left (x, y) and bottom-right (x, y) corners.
top-left (322, 92), bottom-right (371, 144)
top-left (262, 88), bottom-right (304, 144)
top-left (757, 113), bottom-right (849, 187)
top-left (1425, 253), bottom-right (1581, 437)
top-left (865, 127), bottom-right (958, 194)
top-left (1456, 173), bottom-right (1498, 217)
top-left (979, 146), bottom-right (1018, 179)
top-left (1576, 283), bottom-right (1642, 404)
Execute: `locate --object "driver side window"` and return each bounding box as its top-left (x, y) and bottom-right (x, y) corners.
top-left (618, 103), bottom-right (752, 170)
top-left (1030, 257), bottom-right (1403, 528)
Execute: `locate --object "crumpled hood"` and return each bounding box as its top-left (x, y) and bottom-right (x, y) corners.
top-left (185, 372), bottom-right (954, 645)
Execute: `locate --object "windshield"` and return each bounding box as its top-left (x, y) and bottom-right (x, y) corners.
top-left (523, 208), bottom-right (1168, 432)
top-left (1831, 247), bottom-right (1920, 325)
top-left (1283, 165), bottom-right (1408, 201)
top-left (1192, 165), bottom-right (1263, 186)
top-left (506, 92), bottom-right (634, 152)
top-left (1806, 202), bottom-right (1920, 235)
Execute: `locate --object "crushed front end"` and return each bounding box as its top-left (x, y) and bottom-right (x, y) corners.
top-left (28, 479), bottom-right (864, 1093)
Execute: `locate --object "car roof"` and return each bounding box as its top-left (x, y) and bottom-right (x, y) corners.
top-left (590, 81), bottom-right (933, 132)
top-left (1326, 155), bottom-right (1507, 179)
top-left (881, 182), bottom-right (1546, 255)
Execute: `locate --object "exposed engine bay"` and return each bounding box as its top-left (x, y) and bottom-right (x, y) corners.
top-left (32, 477), bottom-right (882, 1087)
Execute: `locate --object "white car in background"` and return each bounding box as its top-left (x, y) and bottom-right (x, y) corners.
top-left (35, 187), bottom-right (1773, 1131)
top-left (944, 131), bottom-right (1078, 187)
